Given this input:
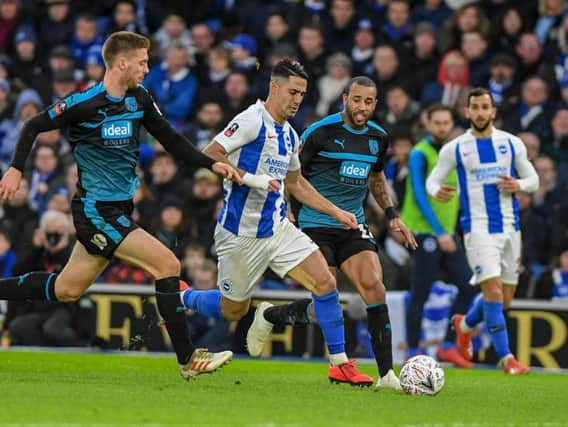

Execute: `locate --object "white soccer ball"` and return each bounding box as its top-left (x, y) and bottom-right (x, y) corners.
top-left (400, 355), bottom-right (445, 396)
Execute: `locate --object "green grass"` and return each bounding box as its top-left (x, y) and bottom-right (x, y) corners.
top-left (1, 350), bottom-right (567, 426)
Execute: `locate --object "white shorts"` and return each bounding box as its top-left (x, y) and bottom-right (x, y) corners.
top-left (463, 231), bottom-right (521, 285)
top-left (214, 219), bottom-right (319, 301)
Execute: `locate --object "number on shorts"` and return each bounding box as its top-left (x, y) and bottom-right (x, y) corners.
top-left (358, 224), bottom-right (373, 240)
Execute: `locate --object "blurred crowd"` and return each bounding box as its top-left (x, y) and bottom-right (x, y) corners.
top-left (0, 0), bottom-right (568, 347)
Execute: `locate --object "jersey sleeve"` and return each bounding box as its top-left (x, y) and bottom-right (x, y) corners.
top-left (214, 109), bottom-right (262, 154)
top-left (139, 87), bottom-right (214, 169)
top-left (371, 134), bottom-right (389, 172)
top-left (511, 136), bottom-right (539, 192)
top-left (426, 140), bottom-right (458, 197)
top-left (11, 96), bottom-right (90, 171)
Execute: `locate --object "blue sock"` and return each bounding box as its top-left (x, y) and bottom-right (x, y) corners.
top-left (484, 301), bottom-right (511, 360)
top-left (182, 289), bottom-right (224, 319)
top-left (465, 294), bottom-right (484, 329)
top-left (407, 347), bottom-right (424, 357)
top-left (312, 290), bottom-right (345, 354)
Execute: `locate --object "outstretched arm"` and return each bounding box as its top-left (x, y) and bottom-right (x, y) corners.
top-left (284, 168), bottom-right (357, 229)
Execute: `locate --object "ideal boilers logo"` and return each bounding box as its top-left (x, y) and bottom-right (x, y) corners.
top-left (339, 161), bottom-right (370, 179)
top-left (102, 120), bottom-right (132, 139)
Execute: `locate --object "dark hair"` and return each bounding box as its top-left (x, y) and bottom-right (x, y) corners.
top-left (271, 59), bottom-right (309, 80)
top-left (426, 103), bottom-right (454, 120)
top-left (102, 31), bottom-right (150, 67)
top-left (345, 76), bottom-right (377, 95)
top-left (467, 87), bottom-right (495, 107)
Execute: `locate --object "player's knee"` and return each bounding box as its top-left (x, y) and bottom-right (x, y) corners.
top-left (312, 271), bottom-right (336, 296)
top-left (360, 279), bottom-right (385, 303)
top-left (483, 285), bottom-right (503, 302)
top-left (56, 287), bottom-right (83, 302)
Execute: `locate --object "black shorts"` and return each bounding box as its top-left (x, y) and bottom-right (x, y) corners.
top-left (302, 225), bottom-right (377, 267)
top-left (71, 196), bottom-right (139, 259)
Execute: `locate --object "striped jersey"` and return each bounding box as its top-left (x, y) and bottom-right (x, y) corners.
top-left (215, 100), bottom-right (300, 238)
top-left (426, 128), bottom-right (538, 234)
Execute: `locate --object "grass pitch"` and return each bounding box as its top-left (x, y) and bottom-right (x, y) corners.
top-left (1, 350), bottom-right (567, 426)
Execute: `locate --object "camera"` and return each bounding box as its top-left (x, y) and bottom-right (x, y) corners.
top-left (45, 231), bottom-right (62, 247)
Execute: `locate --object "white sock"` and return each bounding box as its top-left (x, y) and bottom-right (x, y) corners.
top-left (329, 352), bottom-right (348, 365)
top-left (179, 289), bottom-right (187, 305)
top-left (460, 316), bottom-right (473, 333)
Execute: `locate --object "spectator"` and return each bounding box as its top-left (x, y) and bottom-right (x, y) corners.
top-left (323, 0), bottom-right (357, 55)
top-left (365, 45), bottom-right (403, 98)
top-left (518, 131), bottom-right (541, 163)
top-left (180, 242), bottom-right (206, 285)
top-left (0, 0), bottom-right (22, 55)
top-left (439, 4), bottom-right (490, 52)
top-left (143, 43), bottom-right (197, 130)
top-left (184, 101), bottom-right (224, 152)
top-left (379, 0), bottom-right (414, 58)
top-left (544, 108), bottom-right (568, 165)
top-left (224, 33), bottom-right (258, 81)
top-left (534, 247), bottom-right (568, 300)
top-left (487, 53), bottom-right (519, 108)
top-left (197, 45), bottom-right (231, 100)
top-left (153, 13), bottom-right (192, 61)
top-left (251, 43), bottom-right (298, 100)
top-left (220, 71), bottom-right (254, 124)
top-left (0, 88), bottom-right (43, 171)
top-left (514, 32), bottom-right (556, 84)
top-left (151, 195), bottom-right (194, 254)
top-left (532, 155), bottom-right (567, 219)
top-left (405, 22), bottom-right (439, 99)
top-left (83, 45), bottom-right (105, 87)
top-left (38, 0), bottom-right (74, 58)
top-left (350, 19), bottom-right (376, 76)
top-left (50, 67), bottom-right (78, 103)
top-left (461, 30), bottom-right (491, 87)
top-left (190, 22), bottom-right (217, 81)
top-left (148, 151), bottom-right (187, 205)
top-left (381, 85), bottom-right (420, 134)
top-left (27, 143), bottom-right (67, 215)
top-left (297, 23), bottom-right (328, 107)
top-left (517, 191), bottom-right (550, 269)
top-left (420, 50), bottom-right (469, 108)
top-left (132, 180), bottom-right (158, 231)
top-left (534, 0), bottom-right (565, 49)
top-left (185, 168), bottom-right (222, 253)
top-left (3, 210), bottom-right (92, 347)
top-left (490, 6), bottom-right (529, 54)
top-left (502, 76), bottom-right (553, 142)
top-left (70, 13), bottom-right (103, 67)
top-left (0, 227), bottom-right (16, 278)
top-left (11, 26), bottom-right (42, 90)
top-left (384, 131), bottom-right (413, 207)
top-left (258, 10), bottom-right (294, 63)
top-left (411, 0), bottom-right (452, 31)
top-left (0, 77), bottom-right (12, 122)
top-left (315, 52), bottom-right (352, 117)
top-left (0, 177), bottom-right (38, 258)
top-left (103, 0), bottom-right (141, 36)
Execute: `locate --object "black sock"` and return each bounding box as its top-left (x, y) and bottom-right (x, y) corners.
top-left (263, 299), bottom-right (312, 325)
top-left (0, 272), bottom-right (57, 301)
top-left (367, 304), bottom-right (393, 378)
top-left (155, 276), bottom-right (195, 365)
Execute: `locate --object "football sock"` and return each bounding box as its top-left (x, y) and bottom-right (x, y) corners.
top-left (367, 303), bottom-right (394, 377)
top-left (156, 276), bottom-right (195, 365)
top-left (263, 299), bottom-right (312, 325)
top-left (181, 289), bottom-right (223, 319)
top-left (484, 301), bottom-right (511, 360)
top-left (312, 290), bottom-right (345, 356)
top-left (464, 294), bottom-right (484, 331)
top-left (0, 272), bottom-right (57, 301)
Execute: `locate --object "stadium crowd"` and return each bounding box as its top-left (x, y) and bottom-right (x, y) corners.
top-left (0, 0), bottom-right (567, 347)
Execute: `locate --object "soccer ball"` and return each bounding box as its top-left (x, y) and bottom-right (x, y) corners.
top-left (400, 355), bottom-right (445, 396)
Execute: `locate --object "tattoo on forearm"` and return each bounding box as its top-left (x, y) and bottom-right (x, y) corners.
top-left (370, 173), bottom-right (393, 210)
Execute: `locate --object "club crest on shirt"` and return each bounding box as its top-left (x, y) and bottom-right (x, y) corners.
top-left (54, 101), bottom-right (67, 116)
top-left (224, 122), bottom-right (239, 137)
top-left (369, 139), bottom-right (379, 155)
top-left (498, 144), bottom-right (507, 154)
top-left (125, 96), bottom-right (138, 112)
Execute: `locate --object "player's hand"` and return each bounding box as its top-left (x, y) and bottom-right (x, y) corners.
top-left (497, 175), bottom-right (520, 194)
top-left (286, 210), bottom-right (296, 223)
top-left (437, 233), bottom-right (456, 253)
top-left (333, 208), bottom-right (358, 229)
top-left (0, 167), bottom-right (22, 202)
top-left (267, 179), bottom-right (281, 192)
top-left (434, 184), bottom-right (456, 202)
top-left (389, 218), bottom-right (418, 250)
top-left (212, 162), bottom-right (243, 185)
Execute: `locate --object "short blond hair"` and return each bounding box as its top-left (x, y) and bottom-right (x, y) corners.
top-left (102, 31), bottom-right (150, 67)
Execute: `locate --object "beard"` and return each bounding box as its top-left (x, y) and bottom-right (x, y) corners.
top-left (471, 118), bottom-right (492, 133)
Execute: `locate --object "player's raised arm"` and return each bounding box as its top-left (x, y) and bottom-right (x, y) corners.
top-left (140, 89), bottom-right (241, 185)
top-left (426, 141), bottom-right (458, 201)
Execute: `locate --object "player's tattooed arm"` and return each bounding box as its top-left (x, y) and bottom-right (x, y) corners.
top-left (368, 171), bottom-right (394, 210)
